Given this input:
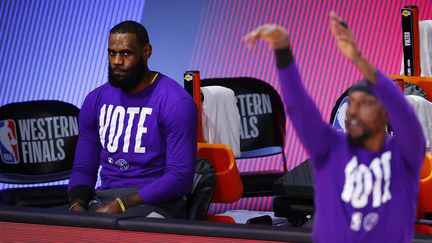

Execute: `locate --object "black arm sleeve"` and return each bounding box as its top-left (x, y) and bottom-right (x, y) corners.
top-left (275, 47), bottom-right (294, 68)
top-left (69, 184), bottom-right (94, 206)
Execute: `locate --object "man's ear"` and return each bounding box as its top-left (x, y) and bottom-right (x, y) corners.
top-left (143, 44), bottom-right (152, 60)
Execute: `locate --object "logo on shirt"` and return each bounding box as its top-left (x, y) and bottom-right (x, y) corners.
top-left (0, 120), bottom-right (20, 164)
top-left (115, 159), bottom-right (129, 171)
top-left (350, 212), bottom-right (379, 232)
top-left (341, 151), bottom-right (392, 232)
top-left (363, 212), bottom-right (379, 232)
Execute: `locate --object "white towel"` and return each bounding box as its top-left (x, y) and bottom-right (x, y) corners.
top-left (405, 95), bottom-right (432, 151)
top-left (201, 86), bottom-right (241, 157)
top-left (400, 20), bottom-right (432, 77)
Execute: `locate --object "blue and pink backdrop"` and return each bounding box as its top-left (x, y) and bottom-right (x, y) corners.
top-left (1, 0), bottom-right (432, 210)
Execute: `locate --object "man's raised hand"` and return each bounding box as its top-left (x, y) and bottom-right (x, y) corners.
top-left (329, 11), bottom-right (360, 62)
top-left (243, 24), bottom-right (290, 50)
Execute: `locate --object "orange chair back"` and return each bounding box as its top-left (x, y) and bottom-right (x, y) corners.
top-left (197, 143), bottom-right (243, 203)
top-left (418, 152), bottom-right (432, 214)
top-left (390, 75), bottom-right (432, 101)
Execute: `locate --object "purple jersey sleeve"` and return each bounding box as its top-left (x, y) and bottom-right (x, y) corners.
top-left (137, 98), bottom-right (197, 204)
top-left (277, 62), bottom-right (340, 168)
top-left (372, 71), bottom-right (425, 172)
top-left (68, 92), bottom-right (102, 192)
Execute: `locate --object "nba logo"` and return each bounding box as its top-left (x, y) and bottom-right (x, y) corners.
top-left (0, 119), bottom-right (20, 164)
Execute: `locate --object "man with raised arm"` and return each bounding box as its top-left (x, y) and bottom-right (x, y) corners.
top-left (244, 11), bottom-right (425, 242)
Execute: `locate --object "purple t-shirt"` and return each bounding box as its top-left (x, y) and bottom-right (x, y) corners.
top-left (278, 63), bottom-right (425, 242)
top-left (68, 73), bottom-right (197, 204)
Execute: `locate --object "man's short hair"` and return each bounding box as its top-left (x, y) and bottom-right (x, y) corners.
top-left (110, 20), bottom-right (150, 46)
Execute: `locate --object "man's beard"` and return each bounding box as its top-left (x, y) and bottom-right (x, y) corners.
top-left (108, 59), bottom-right (146, 92)
top-left (348, 130), bottom-right (371, 147)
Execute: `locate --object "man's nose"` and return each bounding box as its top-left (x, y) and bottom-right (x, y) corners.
top-left (112, 54), bottom-right (124, 65)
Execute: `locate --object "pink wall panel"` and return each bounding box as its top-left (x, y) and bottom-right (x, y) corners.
top-left (190, 0), bottom-right (432, 171)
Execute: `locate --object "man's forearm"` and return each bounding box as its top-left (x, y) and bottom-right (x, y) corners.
top-left (69, 184), bottom-right (94, 207)
top-left (354, 54), bottom-right (377, 84)
top-left (121, 192), bottom-right (144, 210)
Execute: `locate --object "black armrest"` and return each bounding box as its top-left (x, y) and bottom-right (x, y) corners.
top-left (241, 171), bottom-right (284, 197)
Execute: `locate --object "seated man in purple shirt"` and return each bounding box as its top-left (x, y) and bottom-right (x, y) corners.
top-left (67, 21), bottom-right (197, 219)
top-left (244, 12), bottom-right (425, 242)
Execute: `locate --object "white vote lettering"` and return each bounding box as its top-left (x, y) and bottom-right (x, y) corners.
top-left (341, 151), bottom-right (392, 209)
top-left (99, 105), bottom-right (152, 153)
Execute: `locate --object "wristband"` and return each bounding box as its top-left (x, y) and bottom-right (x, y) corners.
top-left (69, 202), bottom-right (82, 211)
top-left (275, 47), bottom-right (293, 68)
top-left (115, 198), bottom-right (126, 212)
top-left (353, 52), bottom-right (362, 65)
